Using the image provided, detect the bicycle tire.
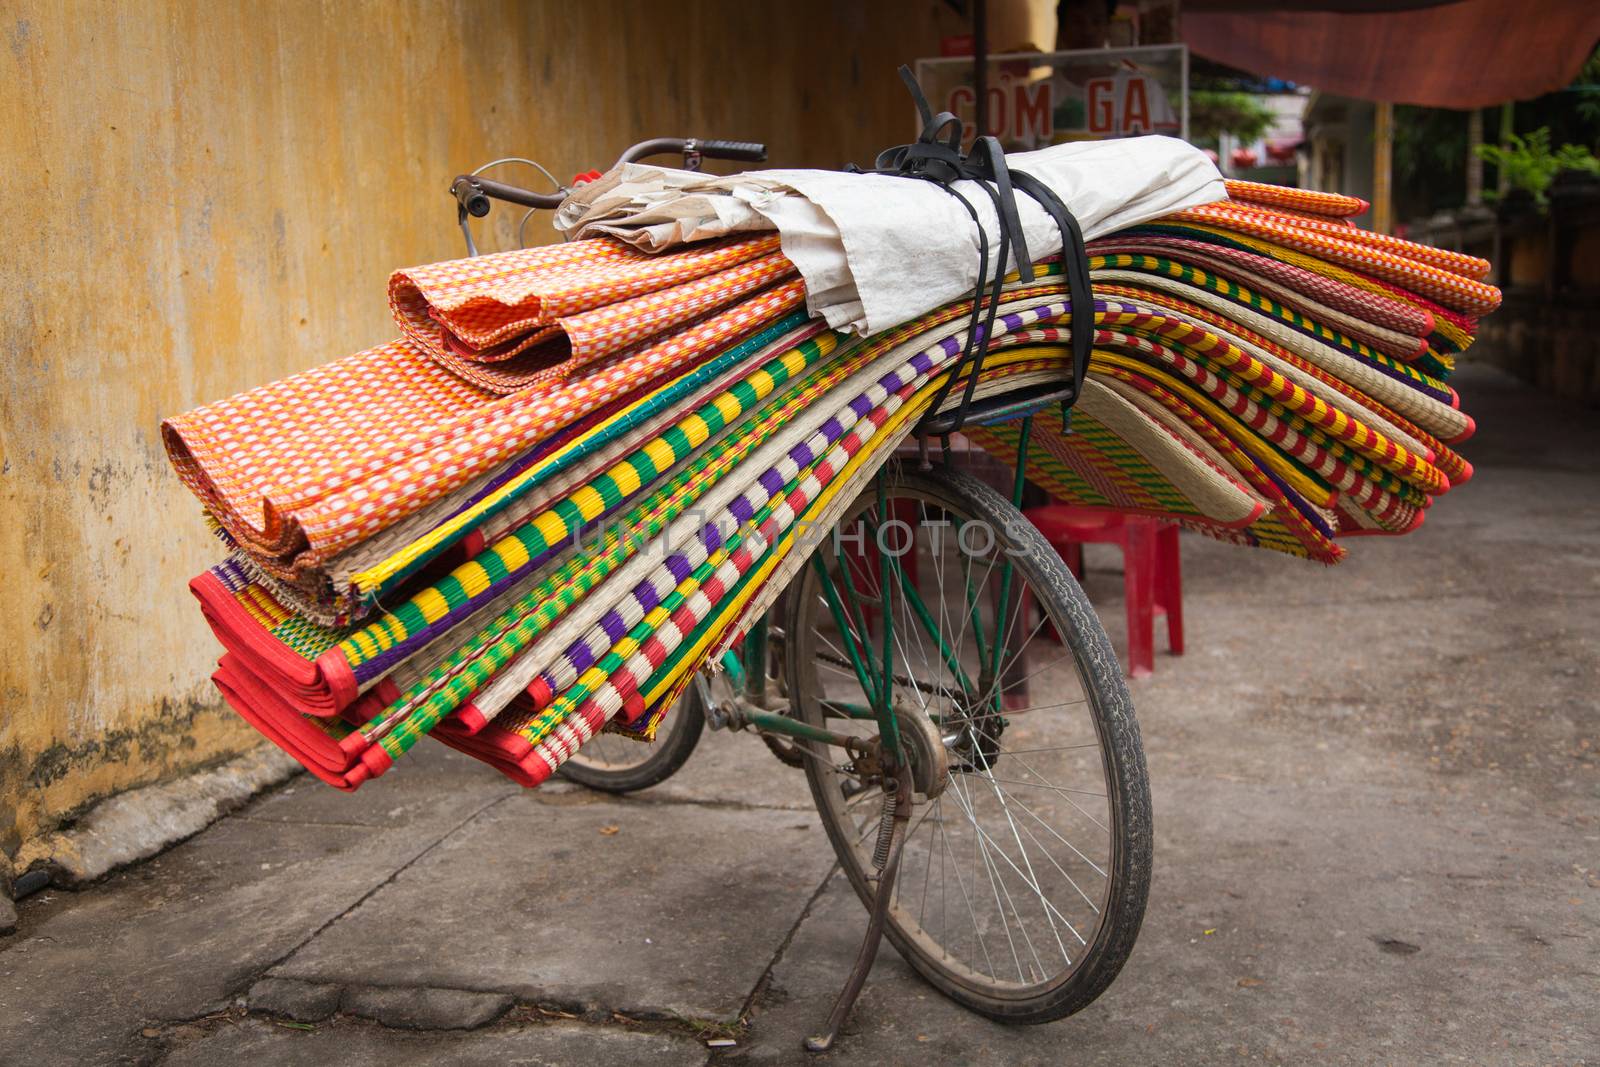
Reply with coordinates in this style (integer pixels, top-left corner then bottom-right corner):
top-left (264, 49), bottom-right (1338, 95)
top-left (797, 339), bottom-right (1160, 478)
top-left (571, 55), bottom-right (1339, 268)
top-left (558, 685), bottom-right (707, 793)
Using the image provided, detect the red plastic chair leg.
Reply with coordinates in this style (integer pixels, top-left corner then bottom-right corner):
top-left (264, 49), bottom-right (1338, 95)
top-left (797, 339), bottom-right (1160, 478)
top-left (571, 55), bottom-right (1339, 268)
top-left (1021, 585), bottom-right (1064, 646)
top-left (1023, 507), bottom-right (1186, 676)
top-left (1122, 523), bottom-right (1156, 678)
top-left (1157, 524), bottom-right (1184, 655)
top-left (1061, 540), bottom-right (1084, 579)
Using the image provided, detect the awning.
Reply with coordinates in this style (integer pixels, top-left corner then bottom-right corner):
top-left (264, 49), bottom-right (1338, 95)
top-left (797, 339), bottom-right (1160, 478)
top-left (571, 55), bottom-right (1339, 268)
top-left (1183, 0), bottom-right (1600, 108)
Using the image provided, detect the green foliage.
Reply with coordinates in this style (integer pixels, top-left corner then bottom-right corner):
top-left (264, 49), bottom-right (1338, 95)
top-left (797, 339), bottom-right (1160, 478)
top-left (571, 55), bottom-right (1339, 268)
top-left (1389, 46), bottom-right (1600, 220)
top-left (1575, 47), bottom-right (1600, 127)
top-left (1188, 90), bottom-right (1275, 145)
top-left (1474, 127), bottom-right (1600, 203)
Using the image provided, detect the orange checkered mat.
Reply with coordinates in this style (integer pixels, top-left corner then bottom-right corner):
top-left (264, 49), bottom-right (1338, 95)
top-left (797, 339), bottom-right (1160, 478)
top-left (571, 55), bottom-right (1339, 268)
top-left (390, 233), bottom-right (791, 391)
top-left (165, 242), bottom-right (807, 565)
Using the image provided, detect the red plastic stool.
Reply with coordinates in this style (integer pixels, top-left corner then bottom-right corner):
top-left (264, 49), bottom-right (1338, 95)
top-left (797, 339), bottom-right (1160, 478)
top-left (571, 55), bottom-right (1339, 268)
top-left (1023, 506), bottom-right (1184, 678)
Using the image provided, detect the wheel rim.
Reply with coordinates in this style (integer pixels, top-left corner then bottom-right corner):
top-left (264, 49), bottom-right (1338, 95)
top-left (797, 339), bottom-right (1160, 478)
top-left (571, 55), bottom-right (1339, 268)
top-left (788, 474), bottom-right (1125, 1001)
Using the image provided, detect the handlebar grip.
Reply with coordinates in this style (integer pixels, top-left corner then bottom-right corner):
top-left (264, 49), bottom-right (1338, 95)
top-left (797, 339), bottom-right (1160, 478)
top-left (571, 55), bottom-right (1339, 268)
top-left (696, 139), bottom-right (767, 163)
top-left (450, 176), bottom-right (492, 218)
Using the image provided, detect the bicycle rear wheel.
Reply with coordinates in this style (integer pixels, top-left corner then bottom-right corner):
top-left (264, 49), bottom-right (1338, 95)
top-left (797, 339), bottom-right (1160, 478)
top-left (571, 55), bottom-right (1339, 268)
top-left (783, 462), bottom-right (1152, 1023)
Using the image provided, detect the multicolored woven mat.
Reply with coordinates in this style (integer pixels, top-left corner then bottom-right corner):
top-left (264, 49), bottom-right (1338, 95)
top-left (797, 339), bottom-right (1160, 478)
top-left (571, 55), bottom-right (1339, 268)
top-left (163, 177), bottom-right (1497, 790)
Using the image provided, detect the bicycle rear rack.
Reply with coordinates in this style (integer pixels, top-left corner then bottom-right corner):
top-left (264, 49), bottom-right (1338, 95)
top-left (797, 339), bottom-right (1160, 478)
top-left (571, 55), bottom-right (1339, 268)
top-left (914, 381), bottom-right (1074, 439)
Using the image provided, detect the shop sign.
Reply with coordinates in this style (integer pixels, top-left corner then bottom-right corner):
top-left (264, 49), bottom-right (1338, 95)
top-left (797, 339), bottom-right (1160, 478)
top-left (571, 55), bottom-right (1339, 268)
top-left (913, 44), bottom-right (1188, 148)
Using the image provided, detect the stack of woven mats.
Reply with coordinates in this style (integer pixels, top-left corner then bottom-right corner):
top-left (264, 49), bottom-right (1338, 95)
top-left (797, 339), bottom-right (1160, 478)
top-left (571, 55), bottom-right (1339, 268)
top-left (163, 178), bottom-right (1497, 791)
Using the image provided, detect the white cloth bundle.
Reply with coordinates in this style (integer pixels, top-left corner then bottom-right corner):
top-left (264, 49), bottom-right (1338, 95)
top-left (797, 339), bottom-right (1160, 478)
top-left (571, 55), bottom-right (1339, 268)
top-left (554, 136), bottom-right (1226, 336)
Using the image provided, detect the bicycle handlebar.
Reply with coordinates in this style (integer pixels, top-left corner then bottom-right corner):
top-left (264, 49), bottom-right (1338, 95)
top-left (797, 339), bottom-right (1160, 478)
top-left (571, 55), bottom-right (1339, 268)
top-left (613, 137), bottom-right (768, 165)
top-left (450, 174), bottom-right (561, 215)
top-left (696, 139), bottom-right (768, 162)
top-left (450, 136), bottom-right (768, 223)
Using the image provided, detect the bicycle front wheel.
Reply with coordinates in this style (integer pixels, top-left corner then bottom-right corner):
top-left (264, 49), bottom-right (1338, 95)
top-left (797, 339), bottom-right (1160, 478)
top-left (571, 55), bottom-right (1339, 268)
top-left (783, 462), bottom-right (1152, 1023)
top-left (558, 684), bottom-right (705, 793)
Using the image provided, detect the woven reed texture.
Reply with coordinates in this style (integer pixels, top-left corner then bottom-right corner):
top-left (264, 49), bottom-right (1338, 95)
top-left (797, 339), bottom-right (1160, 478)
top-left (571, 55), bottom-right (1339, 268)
top-left (1224, 179), bottom-right (1368, 219)
top-left (1090, 244), bottom-right (1430, 363)
top-left (167, 179), bottom-right (1500, 791)
top-left (336, 315), bottom-right (822, 601)
top-left (390, 234), bottom-right (783, 357)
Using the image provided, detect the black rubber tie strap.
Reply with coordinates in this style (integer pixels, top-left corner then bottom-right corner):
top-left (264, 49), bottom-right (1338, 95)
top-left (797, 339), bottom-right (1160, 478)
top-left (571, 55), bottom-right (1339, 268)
top-left (1006, 168), bottom-right (1093, 405)
top-left (866, 65), bottom-right (1094, 437)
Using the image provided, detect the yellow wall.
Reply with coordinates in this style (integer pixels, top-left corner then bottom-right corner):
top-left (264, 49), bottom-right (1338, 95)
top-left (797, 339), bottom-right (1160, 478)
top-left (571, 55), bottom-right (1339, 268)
top-left (0, 0), bottom-right (960, 860)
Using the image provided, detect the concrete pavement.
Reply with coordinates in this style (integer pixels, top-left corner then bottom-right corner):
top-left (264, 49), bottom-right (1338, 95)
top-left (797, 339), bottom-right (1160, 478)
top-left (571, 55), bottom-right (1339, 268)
top-left (2, 362), bottom-right (1595, 1066)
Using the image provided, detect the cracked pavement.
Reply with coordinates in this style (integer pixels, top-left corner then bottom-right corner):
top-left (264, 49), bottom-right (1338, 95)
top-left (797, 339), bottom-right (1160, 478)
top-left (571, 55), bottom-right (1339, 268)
top-left (2, 363), bottom-right (1596, 1066)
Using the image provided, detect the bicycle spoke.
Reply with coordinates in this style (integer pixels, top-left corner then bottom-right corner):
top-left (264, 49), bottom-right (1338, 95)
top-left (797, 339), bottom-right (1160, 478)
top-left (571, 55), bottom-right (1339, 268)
top-left (948, 767), bottom-right (1039, 981)
top-left (791, 741), bottom-right (867, 786)
top-left (976, 776), bottom-right (1106, 799)
top-left (833, 529), bottom-right (884, 698)
top-left (962, 719), bottom-right (1112, 834)
top-left (984, 742), bottom-right (1100, 754)
top-left (991, 784), bottom-right (1106, 913)
top-left (996, 649), bottom-right (1077, 701)
top-left (946, 771), bottom-right (1085, 960)
top-left (974, 766), bottom-right (1079, 959)
top-left (955, 541), bottom-right (998, 677)
top-left (938, 805), bottom-right (996, 978)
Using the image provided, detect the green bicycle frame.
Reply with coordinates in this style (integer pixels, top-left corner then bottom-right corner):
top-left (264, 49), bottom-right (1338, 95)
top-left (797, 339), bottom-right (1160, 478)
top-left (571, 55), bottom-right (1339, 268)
top-left (737, 416), bottom-right (1036, 761)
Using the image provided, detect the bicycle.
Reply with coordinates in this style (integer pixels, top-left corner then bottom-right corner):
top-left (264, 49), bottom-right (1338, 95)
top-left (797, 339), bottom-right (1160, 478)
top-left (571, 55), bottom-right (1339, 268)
top-left (448, 138), bottom-right (1153, 1052)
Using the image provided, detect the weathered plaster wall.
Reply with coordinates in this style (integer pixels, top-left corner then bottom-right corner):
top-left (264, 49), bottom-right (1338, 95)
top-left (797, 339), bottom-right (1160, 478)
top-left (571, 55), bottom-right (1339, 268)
top-left (0, 0), bottom-right (957, 861)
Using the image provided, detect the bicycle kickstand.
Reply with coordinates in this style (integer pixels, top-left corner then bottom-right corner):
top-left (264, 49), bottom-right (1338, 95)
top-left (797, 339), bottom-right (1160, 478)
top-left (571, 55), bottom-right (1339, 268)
top-left (804, 762), bottom-right (914, 1053)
